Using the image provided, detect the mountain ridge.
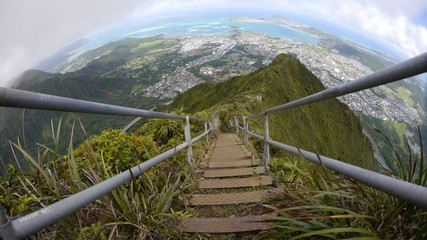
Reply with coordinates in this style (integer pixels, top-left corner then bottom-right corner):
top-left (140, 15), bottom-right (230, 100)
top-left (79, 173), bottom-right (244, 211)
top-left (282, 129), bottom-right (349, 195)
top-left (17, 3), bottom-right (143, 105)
top-left (166, 53), bottom-right (374, 168)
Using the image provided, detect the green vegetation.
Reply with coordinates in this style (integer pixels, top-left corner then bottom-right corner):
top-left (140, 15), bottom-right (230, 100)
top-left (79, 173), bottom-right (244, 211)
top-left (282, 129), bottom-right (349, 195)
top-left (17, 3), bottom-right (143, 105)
top-left (261, 142), bottom-right (426, 239)
top-left (1, 111), bottom-right (211, 239)
top-left (1, 53), bottom-right (425, 239)
top-left (165, 54), bottom-right (426, 238)
top-left (0, 72), bottom-right (168, 173)
top-left (394, 86), bottom-right (416, 106)
top-left (186, 44), bottom-right (265, 83)
top-left (167, 54), bottom-right (374, 168)
top-left (361, 114), bottom-right (425, 173)
top-left (333, 42), bottom-right (391, 71)
top-left (0, 36), bottom-right (187, 173)
top-left (388, 79), bottom-right (426, 110)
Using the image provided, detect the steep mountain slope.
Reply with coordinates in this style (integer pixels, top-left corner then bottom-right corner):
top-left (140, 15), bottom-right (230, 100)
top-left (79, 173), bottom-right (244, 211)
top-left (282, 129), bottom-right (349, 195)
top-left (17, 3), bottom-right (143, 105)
top-left (168, 54), bottom-right (374, 168)
top-left (0, 35), bottom-right (204, 170)
top-left (0, 69), bottom-right (166, 171)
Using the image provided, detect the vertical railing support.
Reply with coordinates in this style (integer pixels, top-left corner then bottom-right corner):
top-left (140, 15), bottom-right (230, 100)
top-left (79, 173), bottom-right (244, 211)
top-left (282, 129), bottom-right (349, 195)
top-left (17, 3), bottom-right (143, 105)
top-left (243, 116), bottom-right (248, 146)
top-left (0, 203), bottom-right (15, 240)
top-left (204, 121), bottom-right (209, 145)
top-left (211, 114), bottom-right (214, 132)
top-left (263, 113), bottom-right (270, 168)
top-left (235, 116), bottom-right (239, 136)
top-left (184, 116), bottom-right (193, 166)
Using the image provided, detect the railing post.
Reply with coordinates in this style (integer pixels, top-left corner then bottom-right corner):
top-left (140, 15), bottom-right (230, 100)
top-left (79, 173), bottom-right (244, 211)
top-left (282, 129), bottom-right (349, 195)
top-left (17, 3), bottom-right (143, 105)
top-left (204, 121), bottom-right (209, 145)
top-left (209, 120), bottom-right (213, 132)
top-left (263, 113), bottom-right (270, 168)
top-left (184, 116), bottom-right (193, 166)
top-left (243, 116), bottom-right (248, 146)
top-left (0, 203), bottom-right (15, 240)
top-left (235, 116), bottom-right (239, 136)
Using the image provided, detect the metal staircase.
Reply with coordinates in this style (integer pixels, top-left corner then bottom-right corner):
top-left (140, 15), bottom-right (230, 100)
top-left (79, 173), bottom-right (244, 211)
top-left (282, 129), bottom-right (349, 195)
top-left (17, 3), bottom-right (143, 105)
top-left (179, 132), bottom-right (281, 233)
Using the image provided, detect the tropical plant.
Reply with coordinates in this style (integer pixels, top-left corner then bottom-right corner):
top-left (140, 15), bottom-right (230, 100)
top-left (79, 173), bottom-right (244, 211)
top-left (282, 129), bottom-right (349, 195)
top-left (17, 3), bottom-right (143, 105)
top-left (265, 156), bottom-right (379, 239)
top-left (260, 125), bottom-right (427, 239)
top-left (73, 129), bottom-right (158, 173)
top-left (0, 117), bottom-right (207, 239)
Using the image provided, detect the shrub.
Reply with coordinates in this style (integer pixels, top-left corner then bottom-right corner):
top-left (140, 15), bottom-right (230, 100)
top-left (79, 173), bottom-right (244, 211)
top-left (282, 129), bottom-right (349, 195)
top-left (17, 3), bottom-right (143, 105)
top-left (74, 129), bottom-right (158, 173)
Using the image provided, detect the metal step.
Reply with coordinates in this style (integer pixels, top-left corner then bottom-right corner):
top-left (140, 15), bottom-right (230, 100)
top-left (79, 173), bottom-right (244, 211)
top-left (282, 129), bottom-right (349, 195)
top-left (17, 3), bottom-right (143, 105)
top-left (185, 190), bottom-right (274, 205)
top-left (199, 176), bottom-right (273, 189)
top-left (204, 167), bottom-right (265, 178)
top-left (179, 214), bottom-right (274, 233)
top-left (202, 159), bottom-right (260, 169)
top-left (210, 154), bottom-right (249, 161)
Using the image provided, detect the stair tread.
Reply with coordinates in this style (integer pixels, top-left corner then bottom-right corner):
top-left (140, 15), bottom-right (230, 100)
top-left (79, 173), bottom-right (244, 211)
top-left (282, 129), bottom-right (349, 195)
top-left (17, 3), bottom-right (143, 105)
top-left (179, 214), bottom-right (274, 233)
top-left (202, 159), bottom-right (260, 168)
top-left (204, 167), bottom-right (265, 178)
top-left (185, 189), bottom-right (280, 205)
top-left (210, 155), bottom-right (249, 161)
top-left (199, 176), bottom-right (273, 189)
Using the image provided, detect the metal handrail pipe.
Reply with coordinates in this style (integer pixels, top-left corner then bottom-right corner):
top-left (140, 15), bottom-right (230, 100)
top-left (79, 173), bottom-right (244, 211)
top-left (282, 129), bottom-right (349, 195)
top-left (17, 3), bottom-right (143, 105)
top-left (122, 117), bottom-right (143, 132)
top-left (267, 138), bottom-right (427, 210)
top-left (8, 140), bottom-right (193, 239)
top-left (248, 52), bottom-right (427, 119)
top-left (0, 87), bottom-right (186, 120)
top-left (189, 116), bottom-right (207, 122)
top-left (122, 117), bottom-right (206, 133)
top-left (190, 128), bottom-right (212, 144)
top-left (247, 131), bottom-right (263, 140)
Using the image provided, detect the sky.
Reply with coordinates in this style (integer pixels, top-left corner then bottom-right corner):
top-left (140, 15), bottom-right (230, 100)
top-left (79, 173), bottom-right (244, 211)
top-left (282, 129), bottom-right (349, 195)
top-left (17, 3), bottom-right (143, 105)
top-left (0, 0), bottom-right (426, 87)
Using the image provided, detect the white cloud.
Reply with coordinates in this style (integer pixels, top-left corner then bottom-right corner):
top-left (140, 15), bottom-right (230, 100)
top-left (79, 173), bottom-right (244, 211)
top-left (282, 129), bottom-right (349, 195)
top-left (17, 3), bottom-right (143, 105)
top-left (296, 0), bottom-right (427, 57)
top-left (125, 0), bottom-right (427, 58)
top-left (0, 0), bottom-right (151, 87)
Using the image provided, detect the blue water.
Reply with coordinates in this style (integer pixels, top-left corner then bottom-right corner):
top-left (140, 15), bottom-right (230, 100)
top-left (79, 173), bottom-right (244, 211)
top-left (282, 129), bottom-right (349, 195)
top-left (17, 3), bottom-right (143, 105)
top-left (74, 14), bottom-right (319, 56)
top-left (125, 19), bottom-right (318, 42)
top-left (274, 11), bottom-right (408, 60)
top-left (73, 7), bottom-right (406, 61)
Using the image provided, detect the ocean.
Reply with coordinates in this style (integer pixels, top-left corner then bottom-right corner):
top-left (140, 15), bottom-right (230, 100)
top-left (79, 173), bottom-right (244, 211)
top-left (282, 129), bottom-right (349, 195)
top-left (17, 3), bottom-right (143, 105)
top-left (73, 8), bottom-right (406, 61)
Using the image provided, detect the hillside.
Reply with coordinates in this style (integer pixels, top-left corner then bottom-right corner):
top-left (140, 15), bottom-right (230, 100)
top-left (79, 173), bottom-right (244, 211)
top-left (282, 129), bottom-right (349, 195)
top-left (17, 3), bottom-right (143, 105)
top-left (167, 54), bottom-right (374, 168)
top-left (0, 35), bottom-right (208, 170)
top-left (0, 68), bottom-right (169, 171)
top-left (1, 33), bottom-right (422, 173)
top-left (3, 54), bottom-right (426, 239)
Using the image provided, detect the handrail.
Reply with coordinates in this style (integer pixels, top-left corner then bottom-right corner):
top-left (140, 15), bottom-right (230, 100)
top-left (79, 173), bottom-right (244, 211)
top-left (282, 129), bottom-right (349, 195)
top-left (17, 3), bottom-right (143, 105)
top-left (1, 50), bottom-right (426, 238)
top-left (267, 138), bottom-right (427, 210)
top-left (2, 128), bottom-right (211, 239)
top-left (0, 87), bottom-right (191, 120)
top-left (122, 117), bottom-right (143, 132)
top-left (191, 128), bottom-right (211, 143)
top-left (247, 130), bottom-right (263, 140)
top-left (235, 52), bottom-right (427, 210)
top-left (238, 120), bottom-right (427, 210)
top-left (0, 87), bottom-right (212, 239)
top-left (248, 52), bottom-right (427, 119)
top-left (189, 116), bottom-right (207, 122)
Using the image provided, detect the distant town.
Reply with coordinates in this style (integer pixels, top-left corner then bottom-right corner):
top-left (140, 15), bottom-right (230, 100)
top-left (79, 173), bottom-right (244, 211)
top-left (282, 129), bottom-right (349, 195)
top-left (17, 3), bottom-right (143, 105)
top-left (141, 30), bottom-right (420, 125)
top-left (55, 18), bottom-right (421, 126)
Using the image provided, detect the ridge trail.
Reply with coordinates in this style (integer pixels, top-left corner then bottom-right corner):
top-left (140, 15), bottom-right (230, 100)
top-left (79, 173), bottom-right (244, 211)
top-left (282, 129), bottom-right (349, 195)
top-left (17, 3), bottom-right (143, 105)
top-left (177, 131), bottom-right (284, 237)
